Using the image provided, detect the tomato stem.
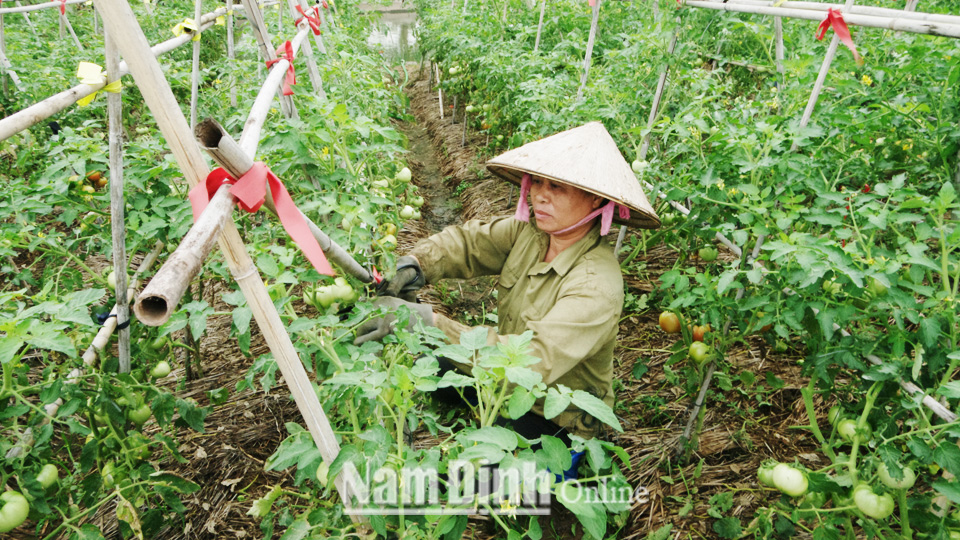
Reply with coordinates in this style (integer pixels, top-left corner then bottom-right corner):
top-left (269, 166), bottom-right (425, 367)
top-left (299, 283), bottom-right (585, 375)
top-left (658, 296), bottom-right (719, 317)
top-left (898, 489), bottom-right (912, 540)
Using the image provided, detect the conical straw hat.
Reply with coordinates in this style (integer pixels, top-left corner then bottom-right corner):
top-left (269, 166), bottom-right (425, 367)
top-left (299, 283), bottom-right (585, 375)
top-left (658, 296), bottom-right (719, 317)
top-left (486, 122), bottom-right (660, 229)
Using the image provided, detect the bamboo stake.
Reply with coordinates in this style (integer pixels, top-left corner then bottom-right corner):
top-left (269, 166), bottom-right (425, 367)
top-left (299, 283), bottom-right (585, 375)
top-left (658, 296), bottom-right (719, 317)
top-left (241, 0), bottom-right (298, 119)
top-left (61, 6), bottom-right (83, 51)
top-left (716, 0), bottom-right (958, 25)
top-left (300, 0), bottom-right (327, 55)
top-left (576, 0), bottom-right (601, 102)
top-left (774, 16), bottom-right (784, 76)
top-left (0, 11), bottom-right (224, 143)
top-left (199, 120), bottom-right (372, 281)
top-left (462, 0), bottom-right (468, 18)
top-left (286, 0), bottom-right (325, 98)
top-left (684, 0), bottom-right (960, 38)
top-left (12, 1), bottom-right (36, 33)
top-left (790, 0), bottom-right (855, 152)
top-left (0, 11), bottom-right (6, 95)
top-left (190, 0), bottom-right (202, 129)
top-left (93, 6), bottom-right (98, 34)
top-left (81, 241), bottom-right (165, 367)
top-left (228, 0), bottom-right (237, 108)
top-left (533, 0), bottom-right (545, 53)
top-left (92, 0), bottom-right (363, 517)
top-left (905, 0), bottom-right (919, 12)
top-left (104, 26), bottom-right (130, 372)
top-left (436, 64), bottom-right (443, 119)
top-left (0, 0), bottom-right (86, 14)
top-left (615, 21), bottom-right (679, 255)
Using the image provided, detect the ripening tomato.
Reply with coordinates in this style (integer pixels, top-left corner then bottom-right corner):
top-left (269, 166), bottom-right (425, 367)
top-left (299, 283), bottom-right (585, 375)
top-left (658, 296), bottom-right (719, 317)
top-left (688, 342), bottom-right (713, 366)
top-left (87, 171), bottom-right (102, 182)
top-left (659, 311), bottom-right (681, 334)
top-left (772, 463), bottom-right (808, 497)
top-left (692, 324), bottom-right (711, 342)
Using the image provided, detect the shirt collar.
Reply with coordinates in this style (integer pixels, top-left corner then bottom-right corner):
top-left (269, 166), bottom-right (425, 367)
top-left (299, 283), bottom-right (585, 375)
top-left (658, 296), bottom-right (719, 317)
top-left (530, 221), bottom-right (603, 277)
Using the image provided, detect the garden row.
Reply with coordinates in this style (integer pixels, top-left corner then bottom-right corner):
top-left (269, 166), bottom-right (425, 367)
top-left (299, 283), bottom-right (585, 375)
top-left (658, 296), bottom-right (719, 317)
top-left (415, 0), bottom-right (960, 537)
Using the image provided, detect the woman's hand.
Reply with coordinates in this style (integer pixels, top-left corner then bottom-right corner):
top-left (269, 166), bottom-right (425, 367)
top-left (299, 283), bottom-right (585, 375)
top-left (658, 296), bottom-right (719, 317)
top-left (376, 255), bottom-right (425, 302)
top-left (353, 297), bottom-right (435, 345)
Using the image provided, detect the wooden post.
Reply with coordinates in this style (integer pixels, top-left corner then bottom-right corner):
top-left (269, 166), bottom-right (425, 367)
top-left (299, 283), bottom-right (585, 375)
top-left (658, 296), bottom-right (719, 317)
top-left (791, 0), bottom-right (856, 151)
top-left (286, 0), bottom-right (325, 99)
top-left (575, 0), bottom-right (601, 101)
top-left (190, 0), bottom-right (203, 129)
top-left (92, 0), bottom-right (364, 517)
top-left (533, 0), bottom-right (545, 53)
top-left (104, 26), bottom-right (130, 372)
top-left (241, 0), bottom-right (298, 120)
top-left (227, 0), bottom-right (237, 107)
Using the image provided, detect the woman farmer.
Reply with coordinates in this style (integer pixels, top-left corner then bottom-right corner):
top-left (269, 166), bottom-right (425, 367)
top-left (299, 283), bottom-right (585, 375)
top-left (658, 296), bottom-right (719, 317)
top-left (355, 122), bottom-right (659, 443)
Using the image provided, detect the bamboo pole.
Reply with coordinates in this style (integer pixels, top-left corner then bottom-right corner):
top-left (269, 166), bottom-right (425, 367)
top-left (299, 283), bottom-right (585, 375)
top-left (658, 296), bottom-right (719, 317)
top-left (684, 0), bottom-right (960, 38)
top-left (615, 21), bottom-right (679, 254)
top-left (0, 0), bottom-right (85, 14)
top-left (93, 5), bottom-right (98, 34)
top-left (104, 26), bottom-right (130, 372)
top-left (713, 0), bottom-right (959, 25)
top-left (0, 11), bottom-right (6, 95)
top-left (773, 16), bottom-right (784, 76)
top-left (790, 0), bottom-right (855, 152)
top-left (436, 64), bottom-right (443, 119)
top-left (286, 0), bottom-right (325, 98)
top-left (92, 0), bottom-right (363, 516)
top-left (61, 5), bottom-right (83, 51)
top-left (12, 1), bottom-right (36, 33)
top-left (576, 0), bottom-right (601, 102)
top-left (241, 0), bottom-right (298, 119)
top-left (533, 0), bottom-right (546, 53)
top-left (81, 241), bottom-right (165, 367)
top-left (300, 0), bottom-right (327, 55)
top-left (228, 0), bottom-right (237, 108)
top-left (190, 0), bottom-right (202, 129)
top-left (905, 0), bottom-right (919, 12)
top-left (0, 11), bottom-right (224, 142)
top-left (199, 119), bottom-right (372, 280)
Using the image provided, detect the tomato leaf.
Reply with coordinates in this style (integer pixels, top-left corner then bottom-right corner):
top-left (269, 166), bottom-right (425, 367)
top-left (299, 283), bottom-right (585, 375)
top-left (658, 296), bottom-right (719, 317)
top-left (536, 435), bottom-right (572, 474)
top-left (571, 390), bottom-right (622, 432)
top-left (713, 517), bottom-right (742, 539)
top-left (934, 443), bottom-right (960, 477)
top-left (542, 387), bottom-right (571, 420)
top-left (464, 427), bottom-right (518, 452)
top-left (554, 481), bottom-right (606, 540)
top-left (507, 387), bottom-right (536, 419)
top-left (932, 478), bottom-right (960, 505)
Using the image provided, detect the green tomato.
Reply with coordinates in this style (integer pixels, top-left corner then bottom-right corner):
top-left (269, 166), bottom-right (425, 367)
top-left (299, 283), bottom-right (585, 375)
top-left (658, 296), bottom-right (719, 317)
top-left (316, 461), bottom-right (329, 486)
top-left (757, 462), bottom-right (777, 487)
top-left (772, 463), bottom-right (808, 497)
top-left (127, 404), bottom-right (152, 426)
top-left (399, 205), bottom-right (416, 220)
top-left (379, 234), bottom-right (397, 252)
top-left (698, 246), bottom-right (718, 262)
top-left (798, 490), bottom-right (826, 509)
top-left (332, 278), bottom-right (357, 304)
top-left (853, 484), bottom-right (895, 519)
top-left (631, 159), bottom-right (647, 174)
top-left (107, 271), bottom-right (117, 290)
top-left (465, 105), bottom-right (475, 113)
top-left (837, 418), bottom-right (871, 443)
top-left (822, 279), bottom-right (842, 296)
top-left (313, 286), bottom-right (339, 309)
top-left (36, 464), bottom-right (59, 490)
top-left (150, 361), bottom-right (171, 379)
top-left (0, 491), bottom-right (29, 533)
top-left (688, 342), bottom-right (714, 366)
top-left (410, 195), bottom-right (425, 208)
top-left (866, 277), bottom-right (888, 297)
top-left (827, 406), bottom-right (842, 425)
top-left (395, 167), bottom-right (412, 183)
top-left (878, 463), bottom-right (916, 490)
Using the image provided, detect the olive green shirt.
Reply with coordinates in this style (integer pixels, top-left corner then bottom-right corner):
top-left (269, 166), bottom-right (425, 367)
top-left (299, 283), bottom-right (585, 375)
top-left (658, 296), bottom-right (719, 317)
top-left (410, 216), bottom-right (623, 439)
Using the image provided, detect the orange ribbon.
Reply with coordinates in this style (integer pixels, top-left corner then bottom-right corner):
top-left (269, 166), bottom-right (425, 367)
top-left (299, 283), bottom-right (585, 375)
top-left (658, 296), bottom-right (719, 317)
top-left (816, 8), bottom-right (862, 64)
top-left (295, 5), bottom-right (322, 35)
top-left (265, 41), bottom-right (297, 96)
top-left (189, 166), bottom-right (334, 276)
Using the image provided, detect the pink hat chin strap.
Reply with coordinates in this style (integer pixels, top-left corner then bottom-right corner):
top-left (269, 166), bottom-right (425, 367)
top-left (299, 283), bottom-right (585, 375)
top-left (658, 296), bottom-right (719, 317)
top-left (514, 173), bottom-right (630, 235)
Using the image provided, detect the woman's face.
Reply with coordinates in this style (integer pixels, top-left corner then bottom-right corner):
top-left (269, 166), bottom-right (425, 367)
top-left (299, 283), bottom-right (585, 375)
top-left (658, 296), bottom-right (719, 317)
top-left (529, 177), bottom-right (603, 235)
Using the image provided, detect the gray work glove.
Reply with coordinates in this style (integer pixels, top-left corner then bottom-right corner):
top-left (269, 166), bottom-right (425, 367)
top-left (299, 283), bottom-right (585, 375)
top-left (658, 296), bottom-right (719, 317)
top-left (353, 297), bottom-right (435, 345)
top-left (376, 255), bottom-right (426, 302)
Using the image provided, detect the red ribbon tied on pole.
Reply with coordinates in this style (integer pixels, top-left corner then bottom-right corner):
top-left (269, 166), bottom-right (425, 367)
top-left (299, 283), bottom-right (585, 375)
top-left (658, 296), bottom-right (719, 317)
top-left (265, 41), bottom-right (297, 96)
top-left (295, 5), bottom-right (322, 35)
top-left (52, 0), bottom-right (66, 15)
top-left (189, 166), bottom-right (335, 276)
top-left (321, 0), bottom-right (329, 9)
top-left (816, 8), bottom-right (862, 64)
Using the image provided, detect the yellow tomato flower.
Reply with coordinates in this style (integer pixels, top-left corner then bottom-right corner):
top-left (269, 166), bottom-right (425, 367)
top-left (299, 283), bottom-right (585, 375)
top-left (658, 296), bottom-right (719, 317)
top-left (861, 74), bottom-right (873, 86)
